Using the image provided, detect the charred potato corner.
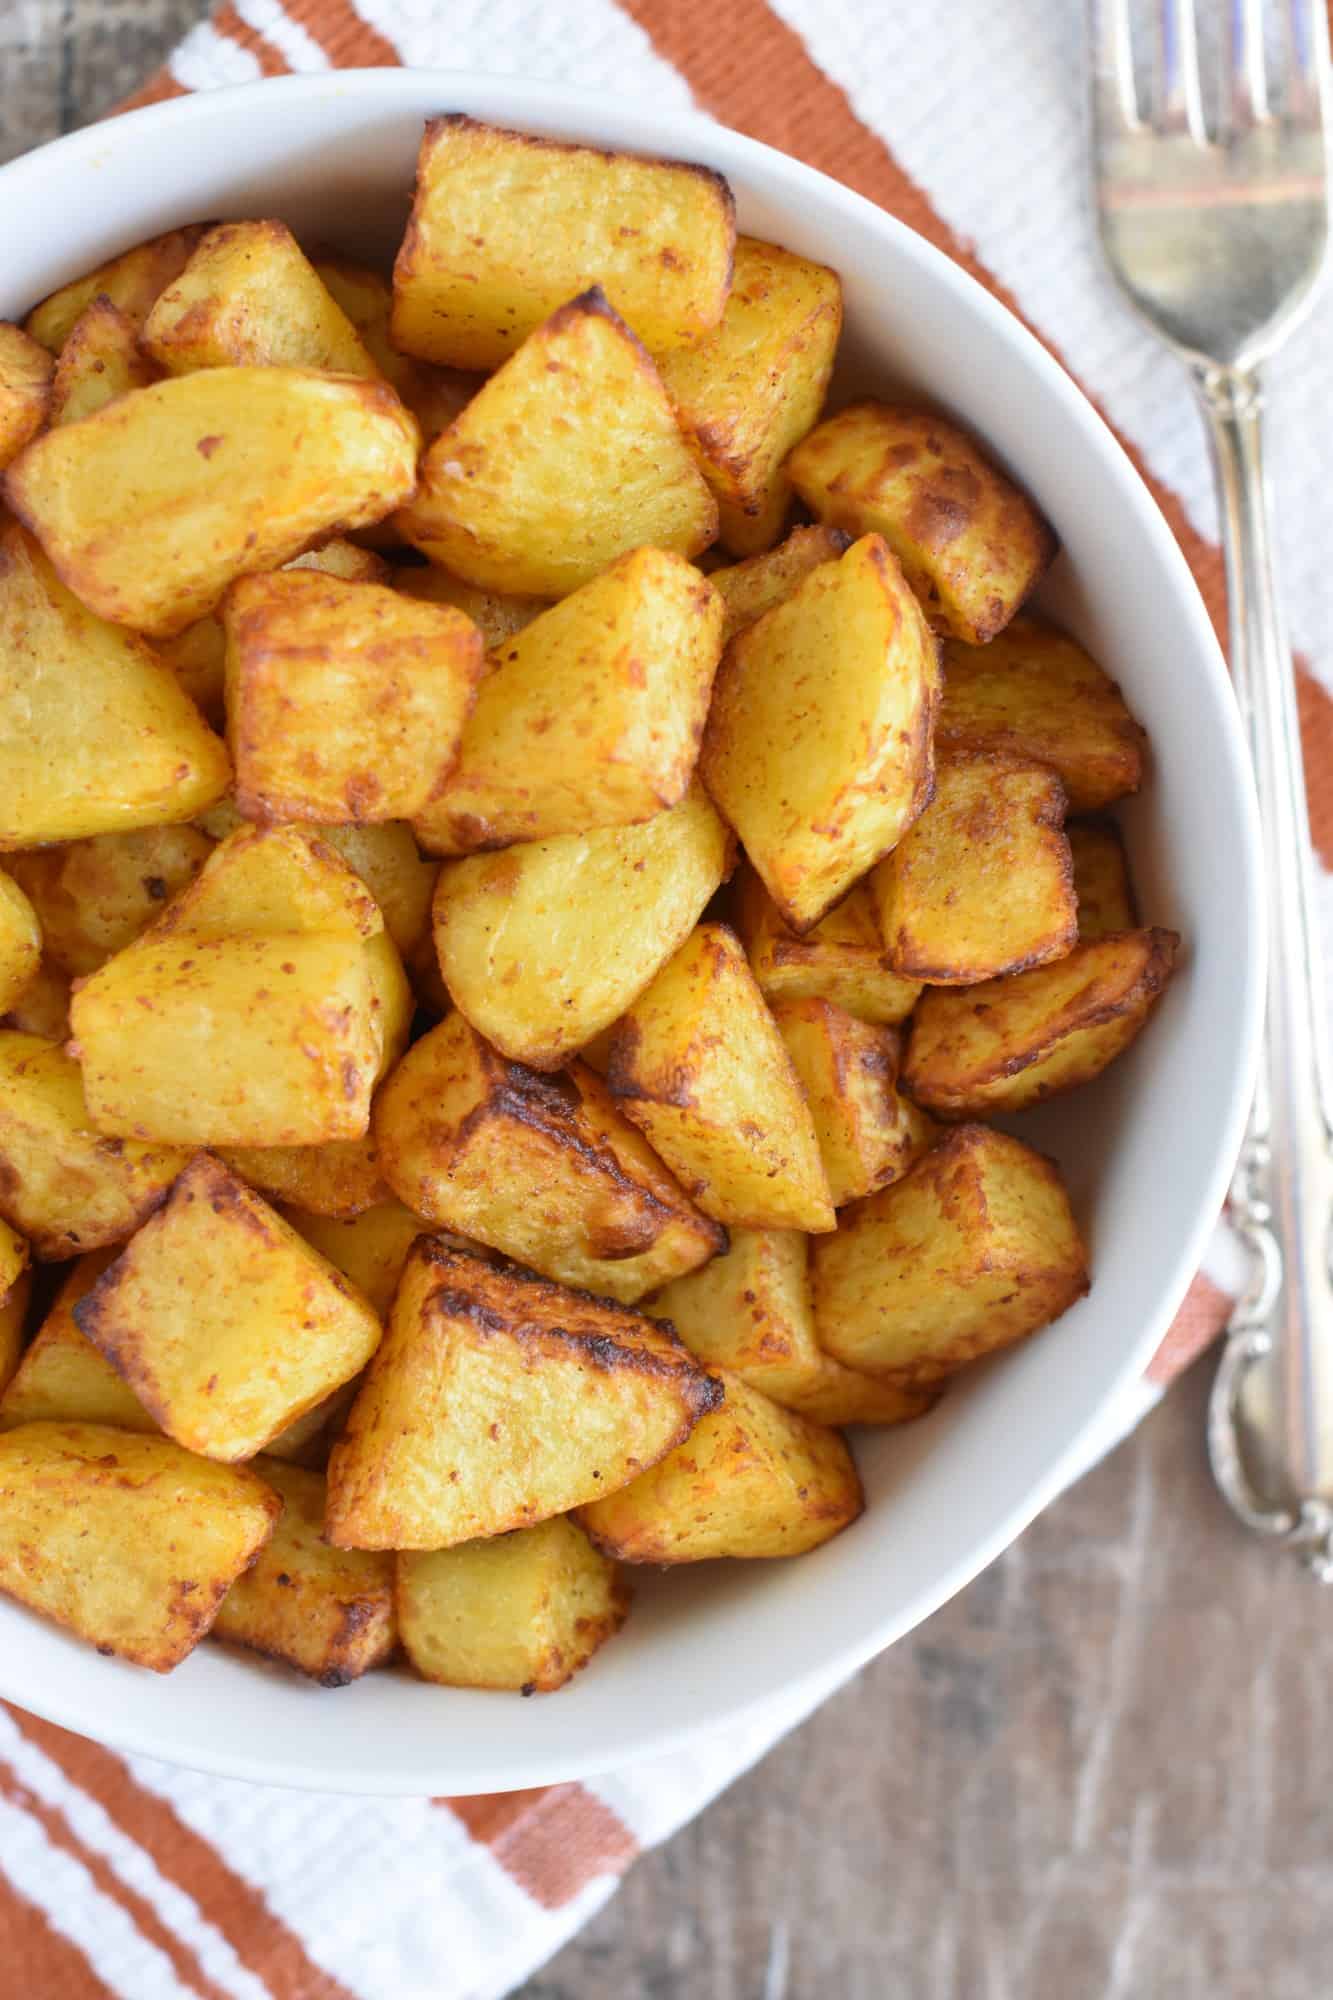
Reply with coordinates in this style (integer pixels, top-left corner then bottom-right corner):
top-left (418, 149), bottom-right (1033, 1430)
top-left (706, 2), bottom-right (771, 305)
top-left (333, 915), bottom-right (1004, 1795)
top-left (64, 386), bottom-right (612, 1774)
top-left (0, 117), bottom-right (1178, 1697)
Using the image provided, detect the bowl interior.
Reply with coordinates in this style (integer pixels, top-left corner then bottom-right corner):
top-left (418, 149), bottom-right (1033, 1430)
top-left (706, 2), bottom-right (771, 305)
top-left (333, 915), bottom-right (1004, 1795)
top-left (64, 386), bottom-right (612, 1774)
top-left (0, 72), bottom-right (1262, 1794)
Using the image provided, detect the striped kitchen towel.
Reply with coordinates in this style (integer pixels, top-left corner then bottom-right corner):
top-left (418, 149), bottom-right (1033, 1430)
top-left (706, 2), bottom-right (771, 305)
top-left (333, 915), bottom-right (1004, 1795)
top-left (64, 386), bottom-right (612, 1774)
top-left (5, 2), bottom-right (1331, 1995)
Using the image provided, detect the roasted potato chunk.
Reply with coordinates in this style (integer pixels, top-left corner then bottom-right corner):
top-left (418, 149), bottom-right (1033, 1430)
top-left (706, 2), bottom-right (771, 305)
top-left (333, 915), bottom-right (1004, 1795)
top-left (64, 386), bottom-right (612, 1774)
top-left (5, 367), bottom-right (419, 638)
top-left (24, 226), bottom-right (206, 352)
top-left (0, 521), bottom-right (231, 847)
top-left (659, 237), bottom-right (840, 555)
top-left (142, 220), bottom-right (381, 379)
top-left (0, 1218), bottom-right (30, 1395)
top-left (870, 752), bottom-right (1076, 983)
top-left (313, 256), bottom-right (480, 438)
top-left (50, 297), bottom-right (160, 427)
top-left (432, 785), bottom-right (732, 1069)
top-left (904, 928), bottom-right (1179, 1118)
top-left (8, 826), bottom-right (213, 979)
top-left (733, 866), bottom-right (921, 1025)
top-left (605, 923), bottom-right (835, 1232)
top-left (413, 547), bottom-right (723, 854)
top-left (285, 537), bottom-right (390, 584)
top-left (701, 534), bottom-right (939, 931)
top-left (771, 998), bottom-right (935, 1206)
top-left (937, 616), bottom-right (1146, 811)
top-left (0, 872), bottom-right (40, 1014)
top-left (711, 524), bottom-right (850, 645)
top-left (219, 1126), bottom-right (389, 1219)
top-left (780, 1356), bottom-right (938, 1429)
top-left (392, 115), bottom-right (734, 369)
top-left (224, 571), bottom-right (483, 824)
top-left (326, 1240), bottom-right (720, 1549)
top-left (788, 401), bottom-right (1056, 643)
top-left (74, 1154), bottom-right (381, 1461)
top-left (211, 1458), bottom-right (395, 1685)
top-left (0, 1248), bottom-right (151, 1433)
top-left (0, 322), bottom-right (54, 468)
top-left (310, 822), bottom-right (437, 961)
top-left (374, 1012), bottom-right (723, 1303)
top-left (0, 1421), bottom-right (279, 1671)
top-left (397, 289), bottom-right (717, 597)
top-left (281, 1199), bottom-right (426, 1318)
top-left (0, 1033), bottom-right (189, 1259)
top-left (1069, 821), bottom-right (1137, 939)
top-left (391, 563), bottom-right (547, 651)
top-left (813, 1126), bottom-right (1088, 1384)
top-left (1, 961), bottom-right (71, 1042)
top-left (397, 1517), bottom-right (628, 1694)
top-left (580, 1368), bottom-right (862, 1561)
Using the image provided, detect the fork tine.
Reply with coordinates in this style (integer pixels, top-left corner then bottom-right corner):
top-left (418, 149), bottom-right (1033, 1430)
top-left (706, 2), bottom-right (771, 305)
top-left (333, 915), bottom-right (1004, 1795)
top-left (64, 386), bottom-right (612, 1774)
top-left (1155, 0), bottom-right (1208, 142)
top-left (1088, 0), bottom-right (1141, 140)
top-left (1228, 0), bottom-right (1271, 126)
top-left (1282, 0), bottom-right (1330, 126)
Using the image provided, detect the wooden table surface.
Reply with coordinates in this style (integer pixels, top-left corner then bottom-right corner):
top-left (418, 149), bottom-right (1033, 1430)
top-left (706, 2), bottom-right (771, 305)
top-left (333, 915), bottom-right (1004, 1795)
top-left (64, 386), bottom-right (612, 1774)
top-left (8, 10), bottom-right (1333, 1995)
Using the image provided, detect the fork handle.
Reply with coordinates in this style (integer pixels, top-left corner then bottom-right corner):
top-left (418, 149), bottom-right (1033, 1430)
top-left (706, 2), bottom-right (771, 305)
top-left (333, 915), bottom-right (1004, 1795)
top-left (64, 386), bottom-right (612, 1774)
top-left (1197, 365), bottom-right (1333, 1544)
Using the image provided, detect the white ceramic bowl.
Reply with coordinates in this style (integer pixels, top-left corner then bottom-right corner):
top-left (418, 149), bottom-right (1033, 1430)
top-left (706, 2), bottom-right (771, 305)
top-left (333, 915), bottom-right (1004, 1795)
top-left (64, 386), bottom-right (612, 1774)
top-left (0, 70), bottom-right (1263, 1795)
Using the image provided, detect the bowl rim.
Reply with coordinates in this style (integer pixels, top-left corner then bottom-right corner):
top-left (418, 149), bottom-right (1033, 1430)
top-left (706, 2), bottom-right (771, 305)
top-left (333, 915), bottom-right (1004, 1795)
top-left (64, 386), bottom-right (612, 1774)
top-left (0, 68), bottom-right (1265, 1795)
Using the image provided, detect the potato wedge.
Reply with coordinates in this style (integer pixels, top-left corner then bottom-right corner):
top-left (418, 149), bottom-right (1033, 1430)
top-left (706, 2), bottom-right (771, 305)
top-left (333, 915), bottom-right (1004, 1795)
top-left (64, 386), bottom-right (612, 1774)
top-left (325, 1240), bottom-right (720, 1549)
top-left (0, 1218), bottom-right (30, 1395)
top-left (869, 752), bottom-right (1076, 983)
top-left (74, 1154), bottom-right (382, 1462)
top-left (771, 998), bottom-right (935, 1206)
top-left (659, 237), bottom-right (841, 556)
top-left (281, 1199), bottom-right (426, 1318)
top-left (733, 866), bottom-right (922, 1026)
top-left (606, 924), bottom-right (835, 1233)
top-left (937, 615), bottom-right (1146, 811)
top-left (397, 289), bottom-right (717, 597)
top-left (0, 871), bottom-right (40, 1014)
top-left (0, 1421), bottom-right (279, 1671)
top-left (24, 226), bottom-right (206, 352)
top-left (224, 571), bottom-right (483, 824)
top-left (374, 1013), bottom-right (724, 1303)
top-left (397, 1517), bottom-right (628, 1694)
top-left (8, 826), bottom-right (213, 979)
top-left (0, 1033), bottom-right (189, 1259)
top-left (391, 563), bottom-right (546, 651)
top-left (0, 322), bottom-right (54, 468)
top-left (413, 547), bottom-right (723, 854)
top-left (780, 1357), bottom-right (938, 1429)
top-left (313, 256), bottom-right (480, 438)
top-left (0, 1248), bottom-right (152, 1433)
top-left (1069, 821), bottom-right (1137, 939)
top-left (432, 785), bottom-right (732, 1069)
top-left (211, 1458), bottom-right (395, 1685)
top-left (0, 521), bottom-right (231, 847)
top-left (142, 220), bottom-right (381, 379)
top-left (50, 297), bottom-right (160, 427)
top-left (711, 524), bottom-right (850, 645)
top-left (580, 1368), bottom-right (862, 1561)
top-left (391, 115), bottom-right (734, 369)
top-left (310, 822), bottom-right (437, 961)
top-left (700, 534), bottom-right (939, 931)
top-left (788, 401), bottom-right (1056, 643)
top-left (5, 367), bottom-right (419, 638)
top-left (903, 928), bottom-right (1179, 1118)
top-left (219, 1125), bottom-right (389, 1219)
top-left (812, 1125), bottom-right (1088, 1384)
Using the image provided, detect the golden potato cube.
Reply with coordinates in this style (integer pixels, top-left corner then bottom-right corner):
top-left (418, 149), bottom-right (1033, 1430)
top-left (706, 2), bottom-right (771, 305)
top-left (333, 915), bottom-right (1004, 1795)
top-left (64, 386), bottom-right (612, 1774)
top-left (307, 822), bottom-right (437, 961)
top-left (282, 1199), bottom-right (426, 1317)
top-left (397, 289), bottom-right (717, 597)
top-left (788, 401), bottom-right (1056, 643)
top-left (374, 1012), bottom-right (724, 1303)
top-left (142, 220), bottom-right (381, 379)
top-left (579, 1368), bottom-right (862, 1562)
top-left (432, 785), bottom-right (732, 1069)
top-left (211, 1458), bottom-right (395, 1685)
top-left (733, 865), bottom-right (922, 1025)
top-left (50, 297), bottom-right (160, 427)
top-left (391, 115), bottom-right (735, 370)
top-left (649, 1226), bottom-right (824, 1407)
top-left (224, 571), bottom-right (483, 825)
top-left (1069, 821), bottom-right (1137, 939)
top-left (0, 1217), bottom-right (30, 1395)
top-left (903, 928), bottom-right (1179, 1118)
top-left (8, 825), bottom-right (213, 978)
top-left (326, 1240), bottom-right (721, 1549)
top-left (771, 998), bottom-right (935, 1206)
top-left (285, 537), bottom-right (390, 585)
top-left (779, 1357), bottom-right (938, 1429)
top-left (605, 923), bottom-right (835, 1232)
top-left (0, 961), bottom-right (70, 1041)
top-left (813, 1125), bottom-right (1088, 1385)
top-left (0, 1248), bottom-right (152, 1433)
top-left (659, 237), bottom-right (841, 556)
top-left (156, 614), bottom-right (226, 718)
top-left (711, 523), bottom-right (850, 644)
top-left (74, 1154), bottom-right (382, 1462)
top-left (869, 752), bottom-right (1077, 984)
top-left (397, 1517), bottom-right (628, 1694)
top-left (0, 522), bottom-right (231, 847)
top-left (5, 367), bottom-right (419, 638)
top-left (391, 562), bottom-right (547, 651)
top-left (0, 1421), bottom-right (279, 1671)
top-left (937, 616), bottom-right (1146, 811)
top-left (24, 227), bottom-right (206, 352)
top-left (0, 1033), bottom-right (189, 1259)
top-left (700, 534), bottom-right (939, 931)
top-left (314, 256), bottom-right (480, 438)
top-left (414, 547), bottom-right (723, 854)
top-left (0, 871), bottom-right (40, 1014)
top-left (0, 322), bottom-right (54, 468)
top-left (219, 1125), bottom-right (389, 1218)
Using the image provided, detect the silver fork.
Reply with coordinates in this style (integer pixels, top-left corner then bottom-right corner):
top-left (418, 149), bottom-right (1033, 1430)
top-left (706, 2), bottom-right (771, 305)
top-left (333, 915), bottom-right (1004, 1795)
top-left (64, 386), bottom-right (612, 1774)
top-left (1088, 0), bottom-right (1333, 1567)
